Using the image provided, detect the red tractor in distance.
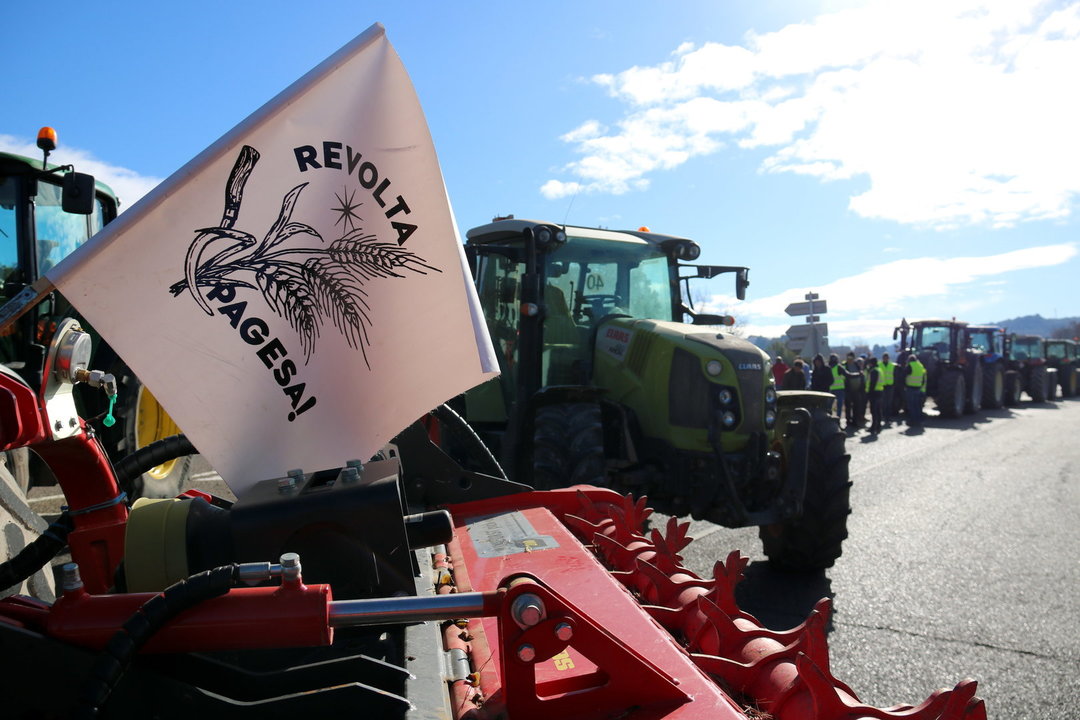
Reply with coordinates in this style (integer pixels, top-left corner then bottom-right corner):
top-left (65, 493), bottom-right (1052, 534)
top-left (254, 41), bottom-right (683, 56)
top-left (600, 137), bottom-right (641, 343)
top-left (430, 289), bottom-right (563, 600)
top-left (1003, 333), bottom-right (1057, 404)
top-left (893, 319), bottom-right (982, 418)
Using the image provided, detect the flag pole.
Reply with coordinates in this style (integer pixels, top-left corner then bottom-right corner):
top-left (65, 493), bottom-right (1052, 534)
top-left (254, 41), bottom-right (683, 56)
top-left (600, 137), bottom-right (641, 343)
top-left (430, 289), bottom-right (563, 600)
top-left (0, 276), bottom-right (57, 333)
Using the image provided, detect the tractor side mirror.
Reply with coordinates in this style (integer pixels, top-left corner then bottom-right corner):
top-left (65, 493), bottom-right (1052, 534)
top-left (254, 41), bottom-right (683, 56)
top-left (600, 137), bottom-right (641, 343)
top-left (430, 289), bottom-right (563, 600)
top-left (61, 172), bottom-right (96, 215)
top-left (736, 268), bottom-right (749, 301)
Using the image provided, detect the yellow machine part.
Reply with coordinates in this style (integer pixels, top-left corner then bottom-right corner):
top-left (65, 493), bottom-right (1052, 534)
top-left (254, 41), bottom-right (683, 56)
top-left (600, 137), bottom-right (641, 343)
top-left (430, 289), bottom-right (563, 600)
top-left (123, 497), bottom-right (192, 592)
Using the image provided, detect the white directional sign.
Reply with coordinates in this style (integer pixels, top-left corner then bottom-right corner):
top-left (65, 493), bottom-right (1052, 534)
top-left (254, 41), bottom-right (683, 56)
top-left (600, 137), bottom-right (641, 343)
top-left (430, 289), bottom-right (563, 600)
top-left (787, 323), bottom-right (828, 340)
top-left (786, 300), bottom-right (828, 316)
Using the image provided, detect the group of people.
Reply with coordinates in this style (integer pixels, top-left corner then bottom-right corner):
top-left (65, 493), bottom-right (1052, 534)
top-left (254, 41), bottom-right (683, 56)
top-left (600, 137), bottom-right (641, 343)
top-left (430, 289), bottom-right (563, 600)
top-left (771, 351), bottom-right (928, 433)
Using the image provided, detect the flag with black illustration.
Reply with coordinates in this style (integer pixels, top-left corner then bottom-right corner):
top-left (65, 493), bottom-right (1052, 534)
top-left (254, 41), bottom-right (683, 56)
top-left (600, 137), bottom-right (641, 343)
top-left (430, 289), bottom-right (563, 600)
top-left (45, 24), bottom-right (498, 492)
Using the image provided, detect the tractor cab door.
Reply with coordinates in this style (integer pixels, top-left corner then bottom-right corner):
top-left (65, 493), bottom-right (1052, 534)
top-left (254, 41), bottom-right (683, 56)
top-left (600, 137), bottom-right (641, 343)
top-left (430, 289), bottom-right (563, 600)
top-left (465, 249), bottom-right (524, 423)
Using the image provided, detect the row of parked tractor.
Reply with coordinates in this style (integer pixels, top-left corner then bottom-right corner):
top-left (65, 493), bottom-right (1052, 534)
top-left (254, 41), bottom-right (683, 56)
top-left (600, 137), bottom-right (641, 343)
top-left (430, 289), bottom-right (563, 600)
top-left (890, 318), bottom-right (1079, 418)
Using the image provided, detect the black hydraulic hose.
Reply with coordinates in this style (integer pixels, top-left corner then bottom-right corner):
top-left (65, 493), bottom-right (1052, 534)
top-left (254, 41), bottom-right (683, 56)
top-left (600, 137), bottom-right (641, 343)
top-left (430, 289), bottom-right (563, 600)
top-left (431, 403), bottom-right (507, 479)
top-left (112, 434), bottom-right (197, 489)
top-left (0, 512), bottom-right (73, 592)
top-left (74, 564), bottom-right (239, 719)
top-left (0, 434), bottom-right (196, 592)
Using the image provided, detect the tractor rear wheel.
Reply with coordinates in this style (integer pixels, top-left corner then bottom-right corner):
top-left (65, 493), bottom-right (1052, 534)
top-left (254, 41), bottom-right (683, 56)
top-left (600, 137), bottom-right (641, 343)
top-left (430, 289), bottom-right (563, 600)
top-left (1062, 364), bottom-right (1078, 397)
top-left (964, 361), bottom-right (982, 414)
top-left (1029, 366), bottom-right (1048, 402)
top-left (532, 402), bottom-right (606, 490)
top-left (759, 407), bottom-right (850, 571)
top-left (982, 362), bottom-right (1005, 409)
top-left (937, 370), bottom-right (965, 418)
top-left (1004, 371), bottom-right (1021, 406)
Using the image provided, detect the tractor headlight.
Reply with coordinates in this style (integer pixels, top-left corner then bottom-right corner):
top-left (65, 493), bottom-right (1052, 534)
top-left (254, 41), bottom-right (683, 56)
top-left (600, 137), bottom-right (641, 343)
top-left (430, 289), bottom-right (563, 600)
top-left (706, 359), bottom-right (723, 377)
top-left (721, 410), bottom-right (737, 428)
top-left (718, 388), bottom-right (733, 405)
top-left (764, 387), bottom-right (776, 404)
top-left (764, 408), bottom-right (777, 429)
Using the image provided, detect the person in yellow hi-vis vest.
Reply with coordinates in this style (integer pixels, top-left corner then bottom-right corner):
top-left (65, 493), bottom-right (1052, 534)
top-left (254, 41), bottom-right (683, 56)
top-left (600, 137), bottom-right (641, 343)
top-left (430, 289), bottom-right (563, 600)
top-left (828, 353), bottom-right (861, 422)
top-left (880, 352), bottom-right (896, 424)
top-left (905, 353), bottom-right (927, 427)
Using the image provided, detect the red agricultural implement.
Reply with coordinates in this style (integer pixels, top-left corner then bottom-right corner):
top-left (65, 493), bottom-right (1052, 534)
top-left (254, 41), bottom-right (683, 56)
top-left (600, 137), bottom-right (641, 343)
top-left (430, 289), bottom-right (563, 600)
top-left (0, 320), bottom-right (986, 718)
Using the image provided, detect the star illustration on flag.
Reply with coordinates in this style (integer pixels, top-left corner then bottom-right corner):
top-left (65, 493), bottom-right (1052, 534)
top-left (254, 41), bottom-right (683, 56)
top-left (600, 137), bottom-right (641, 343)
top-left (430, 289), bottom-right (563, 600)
top-left (169, 145), bottom-right (439, 368)
top-left (332, 184), bottom-right (363, 233)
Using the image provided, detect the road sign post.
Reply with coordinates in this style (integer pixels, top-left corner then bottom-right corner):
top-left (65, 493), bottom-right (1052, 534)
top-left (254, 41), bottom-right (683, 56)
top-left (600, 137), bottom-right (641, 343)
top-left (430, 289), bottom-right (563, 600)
top-left (785, 292), bottom-right (827, 357)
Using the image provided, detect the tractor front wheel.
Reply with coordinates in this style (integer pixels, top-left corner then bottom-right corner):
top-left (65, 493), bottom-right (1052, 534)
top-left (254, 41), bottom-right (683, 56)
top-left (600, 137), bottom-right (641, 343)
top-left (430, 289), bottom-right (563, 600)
top-left (759, 407), bottom-right (851, 571)
top-left (102, 365), bottom-right (192, 499)
top-left (532, 402), bottom-right (606, 490)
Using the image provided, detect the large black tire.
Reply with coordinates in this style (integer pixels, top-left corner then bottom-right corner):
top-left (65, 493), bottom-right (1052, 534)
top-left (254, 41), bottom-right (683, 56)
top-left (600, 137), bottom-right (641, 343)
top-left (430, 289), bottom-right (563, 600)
top-left (531, 402), bottom-right (606, 490)
top-left (982, 362), bottom-right (1005, 409)
top-left (1046, 369), bottom-right (1059, 401)
top-left (759, 408), bottom-right (851, 571)
top-left (1029, 365), bottom-right (1048, 403)
top-left (964, 361), bottom-right (982, 414)
top-left (101, 365), bottom-right (192, 499)
top-left (936, 370), bottom-right (965, 418)
top-left (1062, 364), bottom-right (1078, 397)
top-left (1004, 371), bottom-right (1021, 406)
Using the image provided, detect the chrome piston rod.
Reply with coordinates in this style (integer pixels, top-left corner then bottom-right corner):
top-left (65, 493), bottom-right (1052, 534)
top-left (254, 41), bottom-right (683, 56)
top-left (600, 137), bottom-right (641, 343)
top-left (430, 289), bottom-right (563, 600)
top-left (328, 591), bottom-right (501, 627)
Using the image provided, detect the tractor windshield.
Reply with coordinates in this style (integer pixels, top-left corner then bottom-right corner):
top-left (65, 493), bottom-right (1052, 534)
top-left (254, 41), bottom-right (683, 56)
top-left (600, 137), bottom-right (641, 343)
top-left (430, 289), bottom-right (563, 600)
top-left (1012, 337), bottom-right (1044, 360)
top-left (967, 329), bottom-right (1003, 355)
top-left (914, 325), bottom-right (953, 361)
top-left (545, 234), bottom-right (673, 325)
top-left (1045, 342), bottom-right (1073, 360)
top-left (471, 233), bottom-right (675, 405)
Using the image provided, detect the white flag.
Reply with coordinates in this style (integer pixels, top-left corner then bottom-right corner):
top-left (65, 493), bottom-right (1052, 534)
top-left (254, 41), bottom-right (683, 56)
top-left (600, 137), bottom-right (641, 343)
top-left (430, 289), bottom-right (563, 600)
top-left (47, 24), bottom-right (498, 493)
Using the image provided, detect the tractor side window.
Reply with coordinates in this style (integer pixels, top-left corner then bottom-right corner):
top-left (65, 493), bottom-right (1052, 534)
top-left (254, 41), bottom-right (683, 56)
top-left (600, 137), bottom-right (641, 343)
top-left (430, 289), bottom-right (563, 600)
top-left (476, 252), bottom-right (524, 383)
top-left (968, 334), bottom-right (987, 354)
top-left (1047, 344), bottom-right (1065, 360)
top-left (0, 176), bottom-right (18, 283)
top-left (629, 256), bottom-right (672, 320)
top-left (34, 179), bottom-right (93, 274)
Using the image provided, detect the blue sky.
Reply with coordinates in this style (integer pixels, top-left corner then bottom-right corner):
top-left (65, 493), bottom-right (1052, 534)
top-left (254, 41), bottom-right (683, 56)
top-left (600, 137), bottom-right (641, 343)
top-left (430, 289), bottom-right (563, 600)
top-left (3, 0), bottom-right (1078, 345)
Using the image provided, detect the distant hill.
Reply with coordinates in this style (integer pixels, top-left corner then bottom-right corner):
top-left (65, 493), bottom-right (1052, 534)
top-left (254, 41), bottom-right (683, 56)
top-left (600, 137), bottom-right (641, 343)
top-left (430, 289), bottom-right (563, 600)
top-left (984, 314), bottom-right (1080, 337)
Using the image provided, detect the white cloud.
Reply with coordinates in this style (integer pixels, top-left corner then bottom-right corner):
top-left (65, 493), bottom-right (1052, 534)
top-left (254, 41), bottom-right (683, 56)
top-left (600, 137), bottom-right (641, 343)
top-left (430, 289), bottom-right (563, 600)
top-left (0, 134), bottom-right (162, 212)
top-left (703, 242), bottom-right (1077, 339)
top-left (546, 0), bottom-right (1080, 228)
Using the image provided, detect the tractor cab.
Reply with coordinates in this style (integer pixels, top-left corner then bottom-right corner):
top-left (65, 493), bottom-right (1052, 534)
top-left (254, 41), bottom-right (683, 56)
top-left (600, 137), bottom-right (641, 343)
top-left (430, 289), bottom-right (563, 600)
top-left (464, 218), bottom-right (747, 424)
top-left (894, 318), bottom-right (981, 417)
top-left (0, 130), bottom-right (117, 389)
top-left (1008, 334), bottom-right (1045, 364)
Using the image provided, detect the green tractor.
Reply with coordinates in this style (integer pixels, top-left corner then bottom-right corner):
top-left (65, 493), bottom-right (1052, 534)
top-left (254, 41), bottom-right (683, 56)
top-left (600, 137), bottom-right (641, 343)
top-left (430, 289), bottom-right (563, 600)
top-left (1044, 337), bottom-right (1079, 398)
top-left (0, 128), bottom-right (188, 497)
top-left (462, 217), bottom-right (850, 571)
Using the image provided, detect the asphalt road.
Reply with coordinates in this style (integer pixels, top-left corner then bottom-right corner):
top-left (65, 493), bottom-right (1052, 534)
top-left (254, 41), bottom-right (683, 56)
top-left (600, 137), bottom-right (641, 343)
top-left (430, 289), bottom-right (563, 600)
top-left (24, 396), bottom-right (1079, 717)
top-left (672, 398), bottom-right (1080, 719)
